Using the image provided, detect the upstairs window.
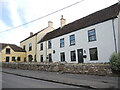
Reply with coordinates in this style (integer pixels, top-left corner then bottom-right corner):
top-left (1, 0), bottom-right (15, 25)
top-left (70, 34), bottom-right (75, 46)
top-left (88, 29), bottom-right (96, 42)
top-left (60, 38), bottom-right (64, 48)
top-left (29, 43), bottom-right (32, 51)
top-left (40, 43), bottom-right (43, 51)
top-left (48, 40), bottom-right (52, 49)
top-left (6, 48), bottom-right (10, 54)
top-left (23, 45), bottom-right (26, 50)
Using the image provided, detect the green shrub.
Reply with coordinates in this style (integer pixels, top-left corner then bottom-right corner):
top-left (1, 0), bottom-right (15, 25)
top-left (110, 53), bottom-right (120, 73)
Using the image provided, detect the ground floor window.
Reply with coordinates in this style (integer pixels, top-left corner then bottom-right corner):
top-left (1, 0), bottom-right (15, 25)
top-left (12, 57), bottom-right (16, 61)
top-left (60, 52), bottom-right (65, 62)
top-left (17, 57), bottom-right (21, 61)
top-left (89, 47), bottom-right (98, 60)
top-left (6, 57), bottom-right (9, 62)
top-left (71, 50), bottom-right (76, 61)
top-left (24, 57), bottom-right (26, 62)
top-left (40, 55), bottom-right (43, 62)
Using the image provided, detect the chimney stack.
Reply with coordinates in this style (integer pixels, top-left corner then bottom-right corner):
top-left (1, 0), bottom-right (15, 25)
top-left (60, 15), bottom-right (66, 27)
top-left (48, 21), bottom-right (53, 27)
top-left (30, 32), bottom-right (33, 36)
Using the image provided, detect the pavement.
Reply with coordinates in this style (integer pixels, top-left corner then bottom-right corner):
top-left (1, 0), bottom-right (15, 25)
top-left (2, 68), bottom-right (120, 89)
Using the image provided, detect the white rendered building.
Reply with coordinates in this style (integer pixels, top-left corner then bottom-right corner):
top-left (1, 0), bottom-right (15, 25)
top-left (38, 3), bottom-right (119, 63)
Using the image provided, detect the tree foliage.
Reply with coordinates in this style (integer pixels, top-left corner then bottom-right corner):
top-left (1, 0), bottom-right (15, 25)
top-left (110, 53), bottom-right (120, 73)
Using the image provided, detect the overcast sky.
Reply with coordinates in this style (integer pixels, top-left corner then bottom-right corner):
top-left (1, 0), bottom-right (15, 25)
top-left (0, 0), bottom-right (118, 46)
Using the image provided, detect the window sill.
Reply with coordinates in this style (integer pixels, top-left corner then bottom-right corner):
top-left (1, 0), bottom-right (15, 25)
top-left (90, 59), bottom-right (98, 61)
top-left (70, 44), bottom-right (75, 46)
top-left (88, 40), bottom-right (96, 42)
top-left (60, 47), bottom-right (64, 48)
top-left (71, 60), bottom-right (76, 62)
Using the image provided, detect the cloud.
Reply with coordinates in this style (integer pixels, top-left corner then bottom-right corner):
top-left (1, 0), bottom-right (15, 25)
top-left (0, 0), bottom-right (118, 46)
top-left (0, 1), bottom-right (13, 27)
top-left (17, 8), bottom-right (26, 25)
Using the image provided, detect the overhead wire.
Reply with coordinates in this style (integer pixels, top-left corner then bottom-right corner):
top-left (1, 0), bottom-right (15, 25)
top-left (0, 0), bottom-right (85, 33)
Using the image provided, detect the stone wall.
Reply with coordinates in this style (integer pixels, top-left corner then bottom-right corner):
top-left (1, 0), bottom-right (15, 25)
top-left (1, 62), bottom-right (113, 76)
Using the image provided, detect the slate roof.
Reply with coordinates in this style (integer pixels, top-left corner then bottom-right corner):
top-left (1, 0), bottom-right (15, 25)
top-left (38, 3), bottom-right (120, 43)
top-left (0, 43), bottom-right (26, 52)
top-left (20, 27), bottom-right (48, 43)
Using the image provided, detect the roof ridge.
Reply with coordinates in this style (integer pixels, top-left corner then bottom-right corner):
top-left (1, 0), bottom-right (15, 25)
top-left (20, 25), bottom-right (53, 43)
top-left (38, 3), bottom-right (119, 43)
top-left (0, 43), bottom-right (26, 52)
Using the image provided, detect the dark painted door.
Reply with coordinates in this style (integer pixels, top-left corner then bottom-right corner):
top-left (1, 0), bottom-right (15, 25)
top-left (6, 57), bottom-right (9, 62)
top-left (77, 49), bottom-right (83, 63)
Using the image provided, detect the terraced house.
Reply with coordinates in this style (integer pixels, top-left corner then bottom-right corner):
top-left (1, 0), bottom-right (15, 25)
top-left (38, 3), bottom-right (120, 63)
top-left (0, 43), bottom-right (26, 62)
top-left (20, 21), bottom-right (54, 62)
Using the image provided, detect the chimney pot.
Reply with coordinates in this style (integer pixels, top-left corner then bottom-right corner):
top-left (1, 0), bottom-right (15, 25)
top-left (48, 21), bottom-right (53, 27)
top-left (30, 32), bottom-right (33, 36)
top-left (60, 15), bottom-right (66, 27)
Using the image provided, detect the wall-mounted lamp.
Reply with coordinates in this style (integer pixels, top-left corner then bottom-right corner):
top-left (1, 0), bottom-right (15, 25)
top-left (84, 50), bottom-right (86, 53)
top-left (53, 50), bottom-right (55, 54)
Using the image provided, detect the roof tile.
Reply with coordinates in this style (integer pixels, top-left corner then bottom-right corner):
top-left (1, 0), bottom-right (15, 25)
top-left (38, 3), bottom-right (119, 43)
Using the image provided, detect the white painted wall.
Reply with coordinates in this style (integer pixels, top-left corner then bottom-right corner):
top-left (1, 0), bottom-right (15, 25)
top-left (39, 18), bottom-right (118, 63)
top-left (38, 42), bottom-right (47, 62)
top-left (36, 26), bottom-right (54, 62)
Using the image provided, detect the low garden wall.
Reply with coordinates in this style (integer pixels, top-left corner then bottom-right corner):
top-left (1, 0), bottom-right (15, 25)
top-left (1, 62), bottom-right (113, 76)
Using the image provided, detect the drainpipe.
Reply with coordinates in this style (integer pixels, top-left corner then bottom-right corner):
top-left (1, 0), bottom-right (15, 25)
top-left (35, 35), bottom-right (37, 62)
top-left (45, 41), bottom-right (47, 62)
top-left (112, 19), bottom-right (117, 53)
top-left (118, 2), bottom-right (120, 53)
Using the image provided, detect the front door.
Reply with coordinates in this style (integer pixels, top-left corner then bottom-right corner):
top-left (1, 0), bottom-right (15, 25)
top-left (77, 49), bottom-right (83, 63)
top-left (6, 57), bottom-right (9, 62)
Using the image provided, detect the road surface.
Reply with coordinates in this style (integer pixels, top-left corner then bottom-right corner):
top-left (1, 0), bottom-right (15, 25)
top-left (2, 72), bottom-right (87, 88)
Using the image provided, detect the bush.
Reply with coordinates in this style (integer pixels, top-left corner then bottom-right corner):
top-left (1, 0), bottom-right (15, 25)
top-left (110, 53), bottom-right (120, 74)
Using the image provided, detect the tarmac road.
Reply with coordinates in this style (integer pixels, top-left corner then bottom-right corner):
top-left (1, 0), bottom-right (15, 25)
top-left (2, 72), bottom-right (87, 88)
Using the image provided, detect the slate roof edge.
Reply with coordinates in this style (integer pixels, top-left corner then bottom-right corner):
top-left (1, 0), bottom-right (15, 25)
top-left (0, 43), bottom-right (26, 52)
top-left (20, 27), bottom-right (48, 43)
top-left (38, 3), bottom-right (119, 43)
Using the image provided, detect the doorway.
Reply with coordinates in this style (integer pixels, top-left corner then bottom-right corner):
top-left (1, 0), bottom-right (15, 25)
top-left (77, 49), bottom-right (83, 63)
top-left (48, 54), bottom-right (52, 62)
top-left (28, 55), bottom-right (33, 62)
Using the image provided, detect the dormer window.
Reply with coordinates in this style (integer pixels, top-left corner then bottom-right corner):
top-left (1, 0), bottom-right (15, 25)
top-left (6, 48), bottom-right (10, 54)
